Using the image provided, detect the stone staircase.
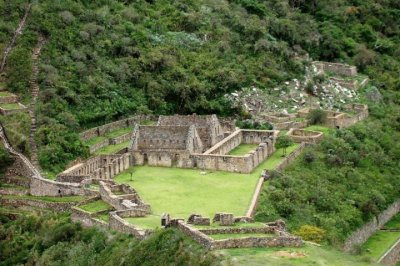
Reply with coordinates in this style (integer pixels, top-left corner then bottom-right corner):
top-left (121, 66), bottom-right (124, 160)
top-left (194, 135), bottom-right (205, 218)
top-left (28, 36), bottom-right (46, 168)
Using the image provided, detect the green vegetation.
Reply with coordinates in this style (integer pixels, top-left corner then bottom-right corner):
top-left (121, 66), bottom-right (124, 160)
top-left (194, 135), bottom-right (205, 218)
top-left (384, 214), bottom-right (400, 230)
top-left (257, 110), bottom-right (400, 245)
top-left (228, 144), bottom-right (259, 156)
top-left (294, 225), bottom-right (326, 243)
top-left (105, 127), bottom-right (132, 138)
top-left (220, 244), bottom-right (378, 266)
top-left (78, 200), bottom-right (110, 213)
top-left (304, 125), bottom-right (334, 136)
top-left (275, 135), bottom-right (294, 156)
top-left (308, 109), bottom-right (328, 125)
top-left (361, 231), bottom-right (400, 260)
top-left (125, 215), bottom-right (163, 230)
top-left (83, 136), bottom-right (107, 147)
top-left (0, 213), bottom-right (219, 266)
top-left (209, 233), bottom-right (275, 240)
top-left (2, 195), bottom-right (85, 203)
top-left (0, 103), bottom-right (22, 110)
top-left (115, 146), bottom-right (298, 229)
top-left (0, 91), bottom-right (12, 97)
top-left (94, 140), bottom-right (130, 155)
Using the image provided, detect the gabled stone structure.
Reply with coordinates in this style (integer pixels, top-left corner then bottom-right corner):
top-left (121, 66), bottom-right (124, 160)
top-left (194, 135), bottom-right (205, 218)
top-left (157, 114), bottom-right (224, 150)
top-left (130, 124), bottom-right (203, 167)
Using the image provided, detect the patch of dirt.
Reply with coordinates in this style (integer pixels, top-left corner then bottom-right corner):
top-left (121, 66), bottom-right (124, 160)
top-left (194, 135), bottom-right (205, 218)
top-left (274, 251), bottom-right (306, 258)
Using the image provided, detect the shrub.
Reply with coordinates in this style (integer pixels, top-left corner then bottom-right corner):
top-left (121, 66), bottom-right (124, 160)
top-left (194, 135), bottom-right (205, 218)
top-left (294, 225), bottom-right (326, 243)
top-left (275, 135), bottom-right (294, 156)
top-left (308, 109), bottom-right (327, 125)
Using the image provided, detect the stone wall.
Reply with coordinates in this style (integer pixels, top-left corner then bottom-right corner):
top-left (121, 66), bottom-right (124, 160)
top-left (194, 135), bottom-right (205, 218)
top-left (199, 226), bottom-right (275, 235)
top-left (79, 115), bottom-right (156, 141)
top-left (378, 239), bottom-right (400, 266)
top-left (246, 177), bottom-right (265, 218)
top-left (71, 207), bottom-right (109, 229)
top-left (0, 93), bottom-right (18, 104)
top-left (89, 139), bottom-right (109, 154)
top-left (110, 132), bottom-right (131, 145)
top-left (313, 61), bottom-right (358, 77)
top-left (273, 120), bottom-right (308, 131)
top-left (343, 199), bottom-right (400, 252)
top-left (0, 103), bottom-right (28, 115)
top-left (99, 181), bottom-right (150, 211)
top-left (287, 129), bottom-right (324, 144)
top-left (274, 143), bottom-right (307, 172)
top-left (204, 130), bottom-right (242, 155)
top-left (109, 211), bottom-right (149, 239)
top-left (193, 142), bottom-right (272, 174)
top-left (131, 150), bottom-right (194, 168)
top-left (177, 220), bottom-right (214, 249)
top-left (0, 197), bottom-right (76, 212)
top-left (211, 235), bottom-right (303, 249)
top-left (157, 114), bottom-right (224, 150)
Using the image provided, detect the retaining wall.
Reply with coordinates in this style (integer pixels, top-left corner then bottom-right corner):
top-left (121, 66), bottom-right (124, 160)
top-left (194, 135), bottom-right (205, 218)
top-left (343, 199), bottom-right (400, 252)
top-left (0, 197), bottom-right (76, 212)
top-left (378, 239), bottom-right (400, 266)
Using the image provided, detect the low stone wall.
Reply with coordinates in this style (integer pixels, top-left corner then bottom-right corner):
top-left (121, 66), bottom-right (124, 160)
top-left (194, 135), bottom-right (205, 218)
top-left (378, 238), bottom-right (400, 266)
top-left (246, 177), bottom-right (265, 218)
top-left (109, 211), bottom-right (149, 239)
top-left (343, 199), bottom-right (400, 252)
top-left (313, 61), bottom-right (358, 77)
top-left (71, 207), bottom-right (109, 229)
top-left (89, 139), bottom-right (109, 153)
top-left (0, 197), bottom-right (76, 212)
top-left (193, 142), bottom-right (272, 174)
top-left (273, 120), bottom-right (308, 131)
top-left (287, 129), bottom-right (324, 144)
top-left (177, 221), bottom-right (214, 249)
top-left (204, 130), bottom-right (242, 155)
top-left (275, 143), bottom-right (307, 172)
top-left (0, 103), bottom-right (28, 115)
top-left (0, 94), bottom-right (18, 104)
top-left (110, 133), bottom-right (131, 145)
top-left (330, 77), bottom-right (359, 89)
top-left (79, 115), bottom-right (156, 141)
top-left (199, 226), bottom-right (274, 235)
top-left (212, 235), bottom-right (303, 249)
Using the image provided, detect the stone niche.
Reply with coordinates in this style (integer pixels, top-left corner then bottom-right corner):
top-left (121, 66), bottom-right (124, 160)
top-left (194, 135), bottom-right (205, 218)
top-left (220, 213), bottom-right (234, 226)
top-left (193, 217), bottom-right (211, 226)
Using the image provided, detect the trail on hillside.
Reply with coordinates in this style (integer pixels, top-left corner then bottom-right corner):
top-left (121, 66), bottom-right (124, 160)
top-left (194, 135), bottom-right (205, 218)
top-left (29, 35), bottom-right (46, 168)
top-left (0, 3), bottom-right (32, 73)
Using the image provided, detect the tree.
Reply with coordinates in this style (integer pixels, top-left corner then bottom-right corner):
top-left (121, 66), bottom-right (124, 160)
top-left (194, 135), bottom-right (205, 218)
top-left (308, 109), bottom-right (327, 125)
top-left (275, 135), bottom-right (293, 157)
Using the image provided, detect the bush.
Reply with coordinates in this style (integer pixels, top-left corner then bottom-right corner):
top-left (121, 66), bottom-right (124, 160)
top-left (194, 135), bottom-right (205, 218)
top-left (294, 225), bottom-right (326, 243)
top-left (308, 109), bottom-right (327, 125)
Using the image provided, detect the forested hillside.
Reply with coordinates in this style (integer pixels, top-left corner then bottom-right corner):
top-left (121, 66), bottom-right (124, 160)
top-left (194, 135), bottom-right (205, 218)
top-left (2, 0), bottom-right (399, 172)
top-left (1, 0), bottom-right (400, 264)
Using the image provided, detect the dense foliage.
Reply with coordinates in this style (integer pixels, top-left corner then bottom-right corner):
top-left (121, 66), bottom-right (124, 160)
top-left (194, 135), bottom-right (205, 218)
top-left (2, 0), bottom-right (399, 172)
top-left (256, 102), bottom-right (400, 245)
top-left (0, 212), bottom-right (218, 266)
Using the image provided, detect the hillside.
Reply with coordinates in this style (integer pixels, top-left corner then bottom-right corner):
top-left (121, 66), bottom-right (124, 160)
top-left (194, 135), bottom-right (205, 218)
top-left (0, 0), bottom-right (400, 265)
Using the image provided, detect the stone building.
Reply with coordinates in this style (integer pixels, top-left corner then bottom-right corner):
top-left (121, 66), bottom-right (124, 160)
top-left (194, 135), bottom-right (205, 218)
top-left (129, 124), bottom-right (203, 168)
top-left (157, 114), bottom-right (224, 150)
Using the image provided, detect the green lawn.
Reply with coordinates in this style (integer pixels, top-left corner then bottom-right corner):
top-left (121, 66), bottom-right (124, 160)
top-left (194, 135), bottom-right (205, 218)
top-left (0, 103), bottom-right (22, 110)
top-left (383, 214), bottom-right (400, 230)
top-left (304, 125), bottom-right (334, 136)
top-left (3, 195), bottom-right (85, 203)
top-left (228, 144), bottom-right (259, 156)
top-left (0, 91), bottom-right (12, 97)
top-left (361, 231), bottom-right (400, 260)
top-left (96, 213), bottom-right (110, 222)
top-left (220, 244), bottom-right (378, 266)
top-left (94, 140), bottom-right (130, 155)
top-left (125, 215), bottom-right (163, 229)
top-left (79, 199), bottom-right (110, 213)
top-left (209, 233), bottom-right (275, 240)
top-left (114, 144), bottom-right (299, 229)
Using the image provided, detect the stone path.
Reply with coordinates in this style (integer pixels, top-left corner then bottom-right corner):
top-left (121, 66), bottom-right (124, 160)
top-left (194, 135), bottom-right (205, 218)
top-left (0, 3), bottom-right (32, 73)
top-left (28, 35), bottom-right (46, 168)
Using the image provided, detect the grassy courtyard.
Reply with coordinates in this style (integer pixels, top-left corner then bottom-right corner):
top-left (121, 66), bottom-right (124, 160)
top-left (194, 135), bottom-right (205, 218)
top-left (114, 144), bottom-right (299, 229)
top-left (220, 244), bottom-right (379, 266)
top-left (0, 103), bottom-right (22, 110)
top-left (228, 144), bottom-right (259, 156)
top-left (0, 91), bottom-right (12, 97)
top-left (361, 231), bottom-right (400, 260)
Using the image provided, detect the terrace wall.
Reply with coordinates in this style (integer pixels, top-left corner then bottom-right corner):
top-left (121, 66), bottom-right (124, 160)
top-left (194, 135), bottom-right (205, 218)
top-left (0, 197), bottom-right (76, 212)
top-left (0, 94), bottom-right (18, 104)
top-left (313, 61), bottom-right (358, 77)
top-left (343, 199), bottom-right (400, 252)
top-left (378, 239), bottom-right (400, 266)
top-left (109, 210), bottom-right (149, 239)
top-left (287, 129), bottom-right (324, 144)
top-left (79, 115), bottom-right (156, 141)
top-left (71, 207), bottom-right (109, 229)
